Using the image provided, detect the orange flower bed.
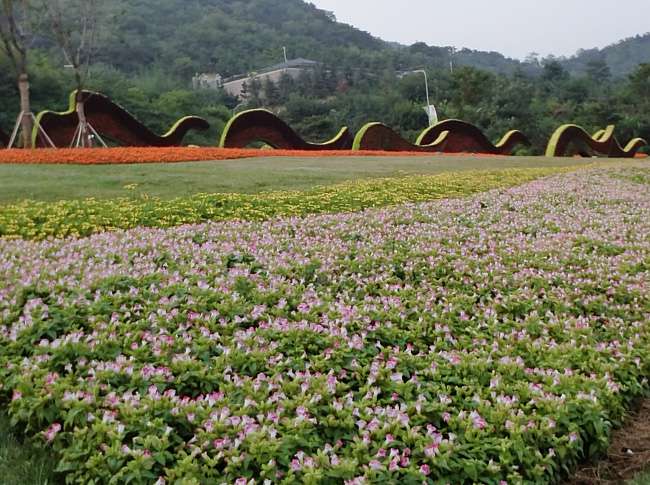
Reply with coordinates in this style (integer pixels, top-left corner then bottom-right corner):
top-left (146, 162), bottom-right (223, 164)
top-left (0, 147), bottom-right (500, 165)
top-left (635, 152), bottom-right (649, 158)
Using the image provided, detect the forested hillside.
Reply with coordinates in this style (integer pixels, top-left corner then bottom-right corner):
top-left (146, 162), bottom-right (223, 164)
top-left (563, 34), bottom-right (650, 77)
top-left (90, 0), bottom-right (650, 79)
top-left (0, 0), bottom-right (648, 153)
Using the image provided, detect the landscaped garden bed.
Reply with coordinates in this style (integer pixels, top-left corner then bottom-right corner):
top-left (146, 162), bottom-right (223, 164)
top-left (1, 167), bottom-right (648, 483)
top-left (0, 147), bottom-right (502, 165)
top-left (0, 167), bottom-right (578, 240)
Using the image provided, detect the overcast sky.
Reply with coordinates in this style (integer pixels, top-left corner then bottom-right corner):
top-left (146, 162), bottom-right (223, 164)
top-left (309, 0), bottom-right (650, 59)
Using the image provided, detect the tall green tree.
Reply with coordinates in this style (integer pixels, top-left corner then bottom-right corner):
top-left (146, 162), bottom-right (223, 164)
top-left (0, 0), bottom-right (39, 147)
top-left (41, 0), bottom-right (113, 147)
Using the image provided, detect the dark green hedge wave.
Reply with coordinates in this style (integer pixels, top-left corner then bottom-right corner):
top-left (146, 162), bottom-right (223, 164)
top-left (545, 124), bottom-right (647, 157)
top-left (32, 91), bottom-right (210, 148)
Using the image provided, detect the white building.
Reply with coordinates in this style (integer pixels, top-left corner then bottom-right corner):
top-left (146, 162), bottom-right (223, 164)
top-left (192, 73), bottom-right (223, 90)
top-left (193, 58), bottom-right (319, 99)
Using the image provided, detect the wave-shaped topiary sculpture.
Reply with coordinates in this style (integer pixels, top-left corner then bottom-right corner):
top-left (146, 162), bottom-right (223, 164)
top-left (352, 123), bottom-right (430, 152)
top-left (545, 124), bottom-right (647, 158)
top-left (32, 91), bottom-right (210, 148)
top-left (352, 120), bottom-right (529, 155)
top-left (416, 119), bottom-right (530, 154)
top-left (219, 109), bottom-right (353, 150)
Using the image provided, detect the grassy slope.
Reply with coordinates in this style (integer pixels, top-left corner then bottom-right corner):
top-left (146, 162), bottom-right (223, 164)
top-left (0, 155), bottom-right (602, 203)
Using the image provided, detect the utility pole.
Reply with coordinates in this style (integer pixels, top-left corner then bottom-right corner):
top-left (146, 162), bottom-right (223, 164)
top-left (413, 69), bottom-right (437, 126)
top-left (449, 47), bottom-right (455, 74)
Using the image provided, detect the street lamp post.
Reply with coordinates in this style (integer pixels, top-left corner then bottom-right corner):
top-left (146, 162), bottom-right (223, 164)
top-left (413, 69), bottom-right (437, 126)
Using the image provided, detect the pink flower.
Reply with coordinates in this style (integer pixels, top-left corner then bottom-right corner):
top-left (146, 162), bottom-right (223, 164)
top-left (369, 460), bottom-right (382, 470)
top-left (420, 464), bottom-right (431, 475)
top-left (44, 422), bottom-right (61, 442)
top-left (45, 373), bottom-right (59, 385)
top-left (470, 411), bottom-right (487, 430)
top-left (11, 390), bottom-right (22, 401)
top-left (424, 442), bottom-right (439, 457)
top-left (213, 438), bottom-right (229, 449)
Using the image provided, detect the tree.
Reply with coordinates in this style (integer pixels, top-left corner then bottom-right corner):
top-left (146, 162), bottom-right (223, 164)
top-left (542, 59), bottom-right (568, 83)
top-left (41, 0), bottom-right (110, 147)
top-left (585, 58), bottom-right (611, 84)
top-left (277, 72), bottom-right (295, 103)
top-left (246, 77), bottom-right (263, 107)
top-left (0, 0), bottom-right (42, 147)
top-left (262, 77), bottom-right (280, 106)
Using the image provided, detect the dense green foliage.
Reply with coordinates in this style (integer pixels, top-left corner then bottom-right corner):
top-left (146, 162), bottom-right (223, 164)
top-left (0, 0), bottom-right (648, 152)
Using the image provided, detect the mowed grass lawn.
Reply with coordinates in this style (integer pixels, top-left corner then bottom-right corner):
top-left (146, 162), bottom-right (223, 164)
top-left (0, 155), bottom-right (604, 203)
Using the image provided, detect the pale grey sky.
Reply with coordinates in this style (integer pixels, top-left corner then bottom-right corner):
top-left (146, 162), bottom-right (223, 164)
top-left (309, 0), bottom-right (650, 59)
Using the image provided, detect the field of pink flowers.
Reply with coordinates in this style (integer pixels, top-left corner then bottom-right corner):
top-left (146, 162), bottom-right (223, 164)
top-left (1, 167), bottom-right (649, 484)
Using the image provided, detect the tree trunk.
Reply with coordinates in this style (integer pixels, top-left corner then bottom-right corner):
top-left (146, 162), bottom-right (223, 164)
top-left (18, 73), bottom-right (33, 148)
top-left (75, 92), bottom-right (92, 148)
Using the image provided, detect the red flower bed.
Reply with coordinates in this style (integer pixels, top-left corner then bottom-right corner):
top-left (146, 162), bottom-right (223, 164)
top-left (0, 147), bottom-right (499, 165)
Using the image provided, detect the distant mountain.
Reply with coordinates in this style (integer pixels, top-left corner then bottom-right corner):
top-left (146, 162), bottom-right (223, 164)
top-left (561, 33), bottom-right (650, 76)
top-left (98, 0), bottom-right (385, 78)
top-left (81, 0), bottom-right (650, 79)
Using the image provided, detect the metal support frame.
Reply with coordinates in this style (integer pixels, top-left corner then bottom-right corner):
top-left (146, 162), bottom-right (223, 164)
top-left (69, 120), bottom-right (107, 148)
top-left (7, 111), bottom-right (56, 149)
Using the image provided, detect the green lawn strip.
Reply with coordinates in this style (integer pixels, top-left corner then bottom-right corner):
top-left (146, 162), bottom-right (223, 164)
top-left (2, 165), bottom-right (587, 241)
top-left (0, 413), bottom-right (56, 485)
top-left (0, 155), bottom-right (606, 204)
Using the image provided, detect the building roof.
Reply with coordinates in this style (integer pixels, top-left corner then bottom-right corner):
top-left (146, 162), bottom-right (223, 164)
top-left (259, 58), bottom-right (319, 74)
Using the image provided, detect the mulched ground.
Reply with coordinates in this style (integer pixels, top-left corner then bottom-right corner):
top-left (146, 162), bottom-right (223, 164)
top-left (568, 398), bottom-right (650, 484)
top-left (0, 147), bottom-right (503, 165)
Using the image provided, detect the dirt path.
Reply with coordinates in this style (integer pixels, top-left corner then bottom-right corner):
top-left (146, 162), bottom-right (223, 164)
top-left (569, 399), bottom-right (650, 484)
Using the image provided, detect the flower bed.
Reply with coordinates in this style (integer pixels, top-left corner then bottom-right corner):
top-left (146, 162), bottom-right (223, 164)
top-left (0, 167), bottom-right (578, 241)
top-left (0, 147), bottom-right (497, 165)
top-left (1, 168), bottom-right (649, 483)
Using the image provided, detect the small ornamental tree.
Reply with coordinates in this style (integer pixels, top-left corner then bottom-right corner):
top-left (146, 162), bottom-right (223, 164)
top-left (41, 0), bottom-right (109, 147)
top-left (0, 0), bottom-right (42, 147)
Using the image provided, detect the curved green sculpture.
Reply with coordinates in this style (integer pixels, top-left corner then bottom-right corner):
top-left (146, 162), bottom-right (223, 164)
top-left (352, 120), bottom-right (529, 155)
top-left (32, 90), bottom-right (210, 148)
top-left (219, 109), bottom-right (353, 150)
top-left (416, 119), bottom-right (530, 154)
top-left (545, 124), bottom-right (647, 158)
